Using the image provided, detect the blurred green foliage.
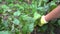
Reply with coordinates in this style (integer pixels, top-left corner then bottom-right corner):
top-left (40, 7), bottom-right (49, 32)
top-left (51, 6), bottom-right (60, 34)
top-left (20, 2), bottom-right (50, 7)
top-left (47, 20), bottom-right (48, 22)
top-left (0, 0), bottom-right (60, 34)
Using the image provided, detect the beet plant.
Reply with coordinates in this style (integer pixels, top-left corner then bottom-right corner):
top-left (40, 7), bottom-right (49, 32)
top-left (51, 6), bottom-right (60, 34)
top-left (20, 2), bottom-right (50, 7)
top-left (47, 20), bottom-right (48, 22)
top-left (0, 0), bottom-right (60, 34)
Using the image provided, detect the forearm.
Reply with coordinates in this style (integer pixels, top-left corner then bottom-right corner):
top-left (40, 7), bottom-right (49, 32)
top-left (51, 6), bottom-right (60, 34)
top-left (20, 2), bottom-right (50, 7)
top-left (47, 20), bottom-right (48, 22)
top-left (45, 5), bottom-right (60, 22)
top-left (39, 5), bottom-right (60, 26)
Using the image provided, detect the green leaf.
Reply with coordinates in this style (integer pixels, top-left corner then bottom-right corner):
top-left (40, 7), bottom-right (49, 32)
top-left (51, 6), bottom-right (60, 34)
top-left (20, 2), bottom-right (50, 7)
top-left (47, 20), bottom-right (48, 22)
top-left (1, 5), bottom-right (9, 12)
top-left (37, 7), bottom-right (46, 15)
top-left (8, 3), bottom-right (14, 7)
top-left (40, 25), bottom-right (48, 32)
top-left (22, 25), bottom-right (28, 34)
top-left (53, 0), bottom-right (57, 2)
top-left (58, 20), bottom-right (60, 25)
top-left (6, 0), bottom-right (15, 3)
top-left (0, 17), bottom-right (2, 25)
top-left (34, 12), bottom-right (41, 20)
top-left (37, 7), bottom-right (44, 11)
top-left (2, 5), bottom-right (8, 9)
top-left (15, 28), bottom-right (21, 34)
top-left (28, 23), bottom-right (34, 32)
top-left (0, 31), bottom-right (11, 34)
top-left (0, 10), bottom-right (3, 14)
top-left (0, 0), bottom-right (2, 2)
top-left (48, 1), bottom-right (57, 12)
top-left (19, 5), bottom-right (24, 10)
top-left (2, 20), bottom-right (8, 27)
top-left (13, 10), bottom-right (20, 16)
top-left (22, 15), bottom-right (35, 34)
top-left (50, 1), bottom-right (56, 6)
top-left (13, 18), bottom-right (20, 25)
top-left (43, 0), bottom-right (48, 2)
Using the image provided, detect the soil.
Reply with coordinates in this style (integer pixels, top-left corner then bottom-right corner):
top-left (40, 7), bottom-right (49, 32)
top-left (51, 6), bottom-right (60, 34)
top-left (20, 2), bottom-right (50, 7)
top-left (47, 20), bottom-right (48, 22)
top-left (54, 27), bottom-right (60, 34)
top-left (31, 26), bottom-right (60, 34)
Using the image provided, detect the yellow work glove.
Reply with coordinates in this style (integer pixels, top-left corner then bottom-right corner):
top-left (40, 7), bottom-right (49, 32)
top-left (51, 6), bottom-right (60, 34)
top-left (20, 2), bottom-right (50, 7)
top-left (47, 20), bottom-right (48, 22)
top-left (38, 15), bottom-right (48, 26)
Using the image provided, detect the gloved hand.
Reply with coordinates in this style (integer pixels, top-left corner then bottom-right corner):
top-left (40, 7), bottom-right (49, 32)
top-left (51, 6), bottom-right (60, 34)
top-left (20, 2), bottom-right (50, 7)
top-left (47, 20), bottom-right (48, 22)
top-left (38, 5), bottom-right (60, 26)
top-left (38, 15), bottom-right (48, 26)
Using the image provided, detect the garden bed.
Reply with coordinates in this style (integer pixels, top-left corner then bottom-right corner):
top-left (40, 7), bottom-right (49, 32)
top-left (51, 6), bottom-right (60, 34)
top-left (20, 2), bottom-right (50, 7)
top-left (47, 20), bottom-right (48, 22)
top-left (0, 0), bottom-right (60, 34)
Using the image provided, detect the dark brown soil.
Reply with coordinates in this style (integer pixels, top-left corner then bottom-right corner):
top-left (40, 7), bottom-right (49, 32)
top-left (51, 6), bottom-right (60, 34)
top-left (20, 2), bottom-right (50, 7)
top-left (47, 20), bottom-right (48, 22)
top-left (31, 26), bottom-right (60, 34)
